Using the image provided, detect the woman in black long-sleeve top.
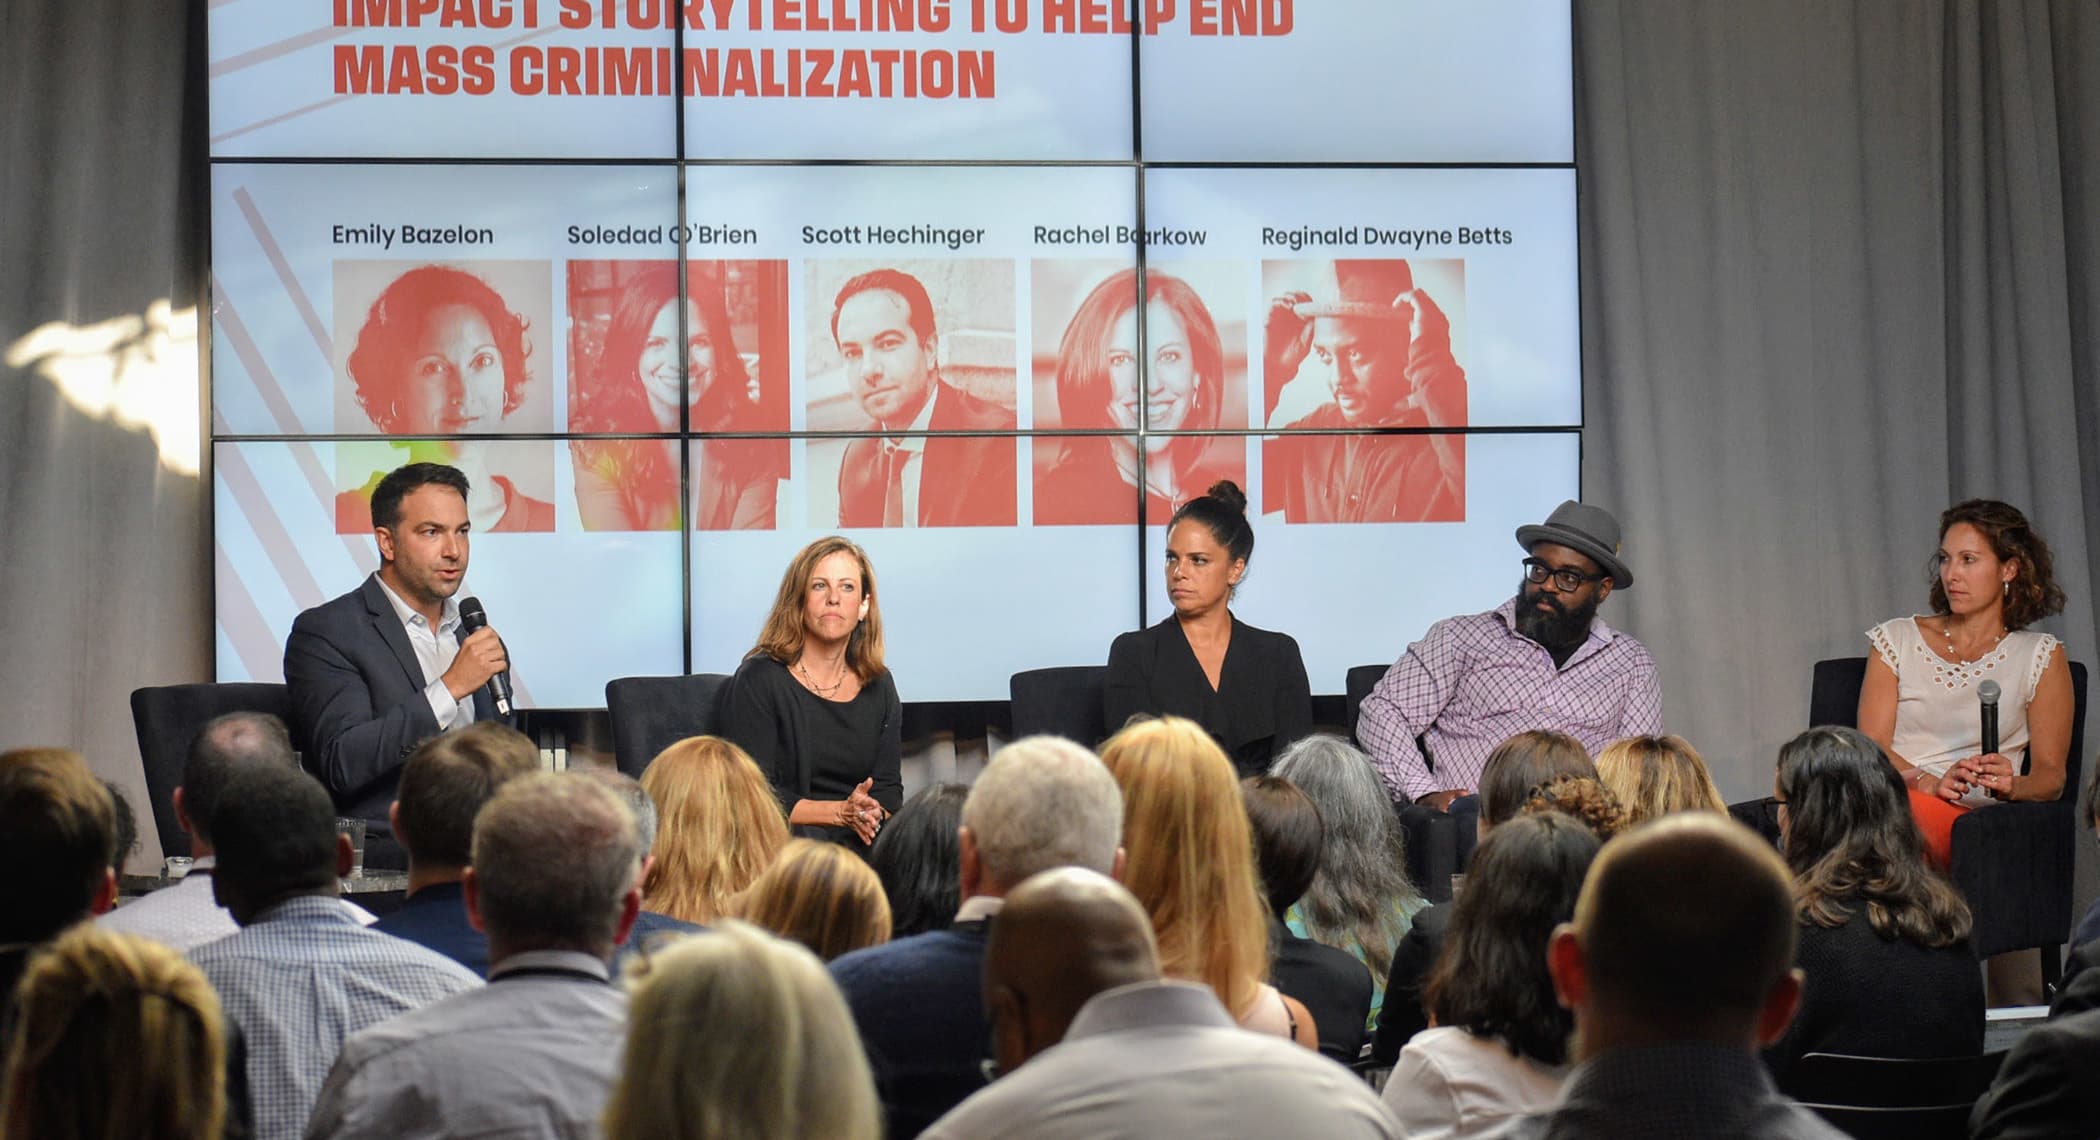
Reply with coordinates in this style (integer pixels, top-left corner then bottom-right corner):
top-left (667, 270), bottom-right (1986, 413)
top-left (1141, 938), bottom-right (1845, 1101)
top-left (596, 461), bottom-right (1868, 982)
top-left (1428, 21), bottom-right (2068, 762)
top-left (1105, 481), bottom-right (1314, 775)
top-left (720, 536), bottom-right (902, 848)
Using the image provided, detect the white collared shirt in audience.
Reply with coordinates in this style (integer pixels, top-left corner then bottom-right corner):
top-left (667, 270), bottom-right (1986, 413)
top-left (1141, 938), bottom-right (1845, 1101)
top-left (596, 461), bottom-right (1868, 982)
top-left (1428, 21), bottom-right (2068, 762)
top-left (1381, 1026), bottom-right (1566, 1139)
top-left (100, 859), bottom-right (375, 952)
top-left (923, 979), bottom-right (1397, 1140)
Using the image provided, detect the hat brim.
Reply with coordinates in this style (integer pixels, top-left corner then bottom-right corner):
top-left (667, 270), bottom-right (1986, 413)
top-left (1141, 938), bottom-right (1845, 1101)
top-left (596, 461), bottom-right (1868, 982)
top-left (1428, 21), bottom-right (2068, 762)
top-left (1515, 524), bottom-right (1633, 589)
top-left (1293, 301), bottom-right (1407, 321)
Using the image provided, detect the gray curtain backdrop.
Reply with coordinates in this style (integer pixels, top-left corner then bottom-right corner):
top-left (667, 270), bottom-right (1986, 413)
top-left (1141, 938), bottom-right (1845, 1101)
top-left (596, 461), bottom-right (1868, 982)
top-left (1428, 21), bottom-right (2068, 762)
top-left (1, 0), bottom-right (207, 865)
top-left (3, 1), bottom-right (2096, 893)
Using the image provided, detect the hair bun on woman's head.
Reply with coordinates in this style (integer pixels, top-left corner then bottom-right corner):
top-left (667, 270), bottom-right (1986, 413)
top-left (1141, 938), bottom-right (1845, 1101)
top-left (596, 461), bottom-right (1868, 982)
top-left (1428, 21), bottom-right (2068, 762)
top-left (1204, 480), bottom-right (1248, 516)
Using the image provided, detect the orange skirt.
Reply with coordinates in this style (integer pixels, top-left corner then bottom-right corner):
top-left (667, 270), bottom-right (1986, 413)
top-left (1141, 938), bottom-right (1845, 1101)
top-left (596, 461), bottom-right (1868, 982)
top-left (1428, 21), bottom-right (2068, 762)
top-left (1907, 787), bottom-right (1970, 870)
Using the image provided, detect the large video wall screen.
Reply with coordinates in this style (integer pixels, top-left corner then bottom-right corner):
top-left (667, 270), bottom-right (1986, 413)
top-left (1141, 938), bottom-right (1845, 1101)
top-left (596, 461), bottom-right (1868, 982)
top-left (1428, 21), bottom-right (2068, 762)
top-left (209, 0), bottom-right (1580, 706)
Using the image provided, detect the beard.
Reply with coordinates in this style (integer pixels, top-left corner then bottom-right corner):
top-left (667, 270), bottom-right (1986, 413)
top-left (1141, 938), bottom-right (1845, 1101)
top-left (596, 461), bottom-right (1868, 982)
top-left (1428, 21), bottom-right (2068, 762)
top-left (1514, 581), bottom-right (1601, 655)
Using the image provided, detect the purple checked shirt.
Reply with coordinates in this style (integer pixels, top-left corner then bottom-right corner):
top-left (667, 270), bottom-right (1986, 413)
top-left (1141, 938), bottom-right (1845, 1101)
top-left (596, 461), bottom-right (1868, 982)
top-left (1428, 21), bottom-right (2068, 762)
top-left (1359, 598), bottom-right (1662, 803)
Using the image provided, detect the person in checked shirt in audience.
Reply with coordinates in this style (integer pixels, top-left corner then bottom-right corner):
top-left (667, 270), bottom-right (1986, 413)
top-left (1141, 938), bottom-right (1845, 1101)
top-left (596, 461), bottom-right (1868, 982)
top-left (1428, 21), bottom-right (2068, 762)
top-left (190, 764), bottom-right (480, 1140)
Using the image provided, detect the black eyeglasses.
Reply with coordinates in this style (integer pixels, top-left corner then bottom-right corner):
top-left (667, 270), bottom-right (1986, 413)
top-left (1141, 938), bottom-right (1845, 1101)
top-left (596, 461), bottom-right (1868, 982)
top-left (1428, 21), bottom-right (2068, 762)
top-left (1523, 558), bottom-right (1609, 593)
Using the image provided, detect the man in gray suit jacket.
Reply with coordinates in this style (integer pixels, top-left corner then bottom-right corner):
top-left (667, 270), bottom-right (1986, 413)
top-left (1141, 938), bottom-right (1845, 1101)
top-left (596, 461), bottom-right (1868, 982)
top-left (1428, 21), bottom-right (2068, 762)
top-left (284, 463), bottom-right (511, 862)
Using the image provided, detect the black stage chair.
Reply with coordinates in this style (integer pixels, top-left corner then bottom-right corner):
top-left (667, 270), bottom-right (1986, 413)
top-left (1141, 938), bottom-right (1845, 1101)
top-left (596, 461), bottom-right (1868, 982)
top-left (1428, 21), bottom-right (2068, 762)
top-left (1806, 656), bottom-right (2088, 990)
top-left (605, 673), bottom-right (731, 778)
top-left (1344, 662), bottom-right (1458, 903)
top-left (130, 682), bottom-right (293, 860)
top-left (1009, 666), bottom-right (1108, 747)
top-left (1788, 1051), bottom-right (2005, 1140)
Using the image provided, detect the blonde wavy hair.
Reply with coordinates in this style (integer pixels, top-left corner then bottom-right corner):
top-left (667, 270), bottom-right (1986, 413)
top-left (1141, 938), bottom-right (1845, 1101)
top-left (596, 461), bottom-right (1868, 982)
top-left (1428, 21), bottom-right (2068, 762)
top-left (2, 926), bottom-right (226, 1140)
top-left (1098, 716), bottom-right (1270, 1019)
top-left (733, 839), bottom-right (892, 961)
top-left (639, 736), bottom-right (789, 924)
top-left (748, 536), bottom-right (886, 683)
top-left (606, 921), bottom-right (880, 1140)
top-left (1595, 735), bottom-right (1726, 826)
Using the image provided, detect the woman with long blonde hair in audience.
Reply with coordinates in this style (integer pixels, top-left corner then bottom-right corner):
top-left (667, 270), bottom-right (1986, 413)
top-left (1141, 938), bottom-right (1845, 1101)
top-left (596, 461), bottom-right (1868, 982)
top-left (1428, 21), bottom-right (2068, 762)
top-left (734, 838), bottom-right (892, 961)
top-left (1098, 715), bottom-right (1318, 1048)
top-left (638, 735), bottom-right (789, 925)
top-left (606, 921), bottom-right (880, 1140)
top-left (2, 926), bottom-right (228, 1140)
top-left (1594, 734), bottom-right (1726, 825)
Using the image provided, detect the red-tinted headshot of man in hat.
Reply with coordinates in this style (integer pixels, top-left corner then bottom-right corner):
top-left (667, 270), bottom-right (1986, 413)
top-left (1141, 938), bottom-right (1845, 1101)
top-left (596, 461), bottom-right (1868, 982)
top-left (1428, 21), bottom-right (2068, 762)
top-left (1260, 259), bottom-right (1467, 524)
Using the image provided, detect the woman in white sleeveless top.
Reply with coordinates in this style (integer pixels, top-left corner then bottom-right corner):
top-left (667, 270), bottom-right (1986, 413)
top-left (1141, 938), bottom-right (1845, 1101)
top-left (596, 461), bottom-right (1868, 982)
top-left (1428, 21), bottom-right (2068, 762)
top-left (1857, 499), bottom-right (2072, 1003)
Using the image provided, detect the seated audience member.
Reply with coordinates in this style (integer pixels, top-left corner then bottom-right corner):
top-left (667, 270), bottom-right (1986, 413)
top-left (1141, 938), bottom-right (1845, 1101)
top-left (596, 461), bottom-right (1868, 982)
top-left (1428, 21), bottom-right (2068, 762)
top-left (1970, 994), bottom-right (2100, 1136)
top-left (604, 920), bottom-right (881, 1140)
top-left (1373, 730), bottom-right (1595, 1062)
top-left (1357, 501), bottom-right (1658, 817)
top-left (1761, 726), bottom-right (1982, 1085)
top-left (369, 721), bottom-right (538, 976)
top-left (1522, 775), bottom-right (1632, 840)
top-left (1499, 815), bottom-right (1843, 1140)
top-left (1594, 734), bottom-right (1727, 825)
top-left (102, 712), bottom-right (314, 951)
top-left (2, 926), bottom-right (227, 1140)
top-left (307, 773), bottom-right (642, 1140)
top-left (190, 765), bottom-right (480, 1140)
top-left (1383, 813), bottom-right (1599, 1138)
top-left (2067, 766), bottom-right (2100, 988)
top-left (575, 766), bottom-right (703, 960)
top-left (0, 748), bottom-right (118, 1018)
top-left (735, 837), bottom-right (892, 961)
top-left (870, 781), bottom-right (969, 939)
top-left (1099, 716), bottom-right (1318, 1047)
top-left (638, 735), bottom-right (789, 925)
top-left (1102, 481), bottom-right (1314, 775)
top-left (1270, 734), bottom-right (1424, 1018)
top-left (923, 868), bottom-right (1399, 1140)
top-left (1242, 775), bottom-right (1375, 1063)
top-left (829, 736), bottom-right (1124, 1139)
top-left (104, 778), bottom-right (139, 869)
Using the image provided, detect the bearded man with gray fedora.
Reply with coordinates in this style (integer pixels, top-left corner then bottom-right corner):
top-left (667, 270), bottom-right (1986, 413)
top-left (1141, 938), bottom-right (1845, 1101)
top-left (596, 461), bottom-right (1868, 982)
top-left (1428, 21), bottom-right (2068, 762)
top-left (1358, 500), bottom-right (1661, 823)
top-left (1261, 259), bottom-right (1467, 523)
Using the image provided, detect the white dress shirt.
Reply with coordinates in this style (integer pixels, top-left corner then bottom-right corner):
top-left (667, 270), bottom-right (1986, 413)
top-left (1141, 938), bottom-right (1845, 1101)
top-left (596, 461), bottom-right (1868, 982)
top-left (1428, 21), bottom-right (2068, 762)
top-left (1383, 1026), bottom-right (1566, 1139)
top-left (879, 383), bottom-right (943, 525)
top-left (373, 577), bottom-right (475, 729)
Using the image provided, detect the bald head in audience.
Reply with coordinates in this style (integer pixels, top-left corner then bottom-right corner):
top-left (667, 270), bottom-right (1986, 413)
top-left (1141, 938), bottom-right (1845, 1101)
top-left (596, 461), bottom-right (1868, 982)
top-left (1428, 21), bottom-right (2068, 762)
top-left (1548, 814), bottom-right (1802, 1057)
top-left (178, 711), bottom-right (295, 858)
top-left (984, 868), bottom-right (1159, 1074)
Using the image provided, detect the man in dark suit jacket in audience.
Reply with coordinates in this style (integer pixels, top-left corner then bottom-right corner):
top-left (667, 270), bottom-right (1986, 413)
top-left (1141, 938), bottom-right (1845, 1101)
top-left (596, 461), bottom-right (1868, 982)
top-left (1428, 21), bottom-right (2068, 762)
top-left (1499, 815), bottom-right (1843, 1140)
top-left (369, 722), bottom-right (538, 976)
top-left (829, 268), bottom-right (1016, 528)
top-left (829, 736), bottom-right (1124, 1138)
top-left (1971, 999), bottom-right (2100, 1138)
top-left (284, 462), bottom-right (514, 869)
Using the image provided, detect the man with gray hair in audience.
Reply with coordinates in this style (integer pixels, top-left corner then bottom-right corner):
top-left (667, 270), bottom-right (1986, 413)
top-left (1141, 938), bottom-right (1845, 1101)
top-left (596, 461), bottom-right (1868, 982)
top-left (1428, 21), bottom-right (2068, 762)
top-left (103, 711), bottom-right (362, 949)
top-left (306, 771), bottom-right (644, 1140)
top-left (831, 735), bottom-right (1126, 1139)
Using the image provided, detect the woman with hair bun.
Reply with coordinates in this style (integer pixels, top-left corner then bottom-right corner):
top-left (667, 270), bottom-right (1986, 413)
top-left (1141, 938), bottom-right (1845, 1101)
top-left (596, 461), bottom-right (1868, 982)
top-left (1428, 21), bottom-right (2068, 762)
top-left (1104, 480), bottom-right (1313, 775)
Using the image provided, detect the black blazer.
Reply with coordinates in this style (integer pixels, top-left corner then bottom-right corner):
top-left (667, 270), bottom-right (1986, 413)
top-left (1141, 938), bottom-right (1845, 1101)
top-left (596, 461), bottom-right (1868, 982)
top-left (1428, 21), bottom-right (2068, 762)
top-left (284, 574), bottom-right (500, 823)
top-left (1104, 615), bottom-right (1314, 775)
top-left (1269, 916), bottom-right (1374, 1064)
top-left (1971, 1006), bottom-right (2100, 1138)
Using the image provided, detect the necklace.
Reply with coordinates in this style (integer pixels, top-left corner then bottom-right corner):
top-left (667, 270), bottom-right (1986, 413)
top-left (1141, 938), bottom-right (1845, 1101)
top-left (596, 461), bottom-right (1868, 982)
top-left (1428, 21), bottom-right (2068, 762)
top-left (795, 658), bottom-right (847, 697)
top-left (1940, 618), bottom-right (2007, 663)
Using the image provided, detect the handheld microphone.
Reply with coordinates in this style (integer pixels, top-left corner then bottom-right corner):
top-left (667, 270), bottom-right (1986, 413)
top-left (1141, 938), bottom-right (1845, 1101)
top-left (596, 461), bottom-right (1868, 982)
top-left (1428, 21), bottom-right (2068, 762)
top-left (1977, 679), bottom-right (2001, 757)
top-left (457, 596), bottom-right (513, 717)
